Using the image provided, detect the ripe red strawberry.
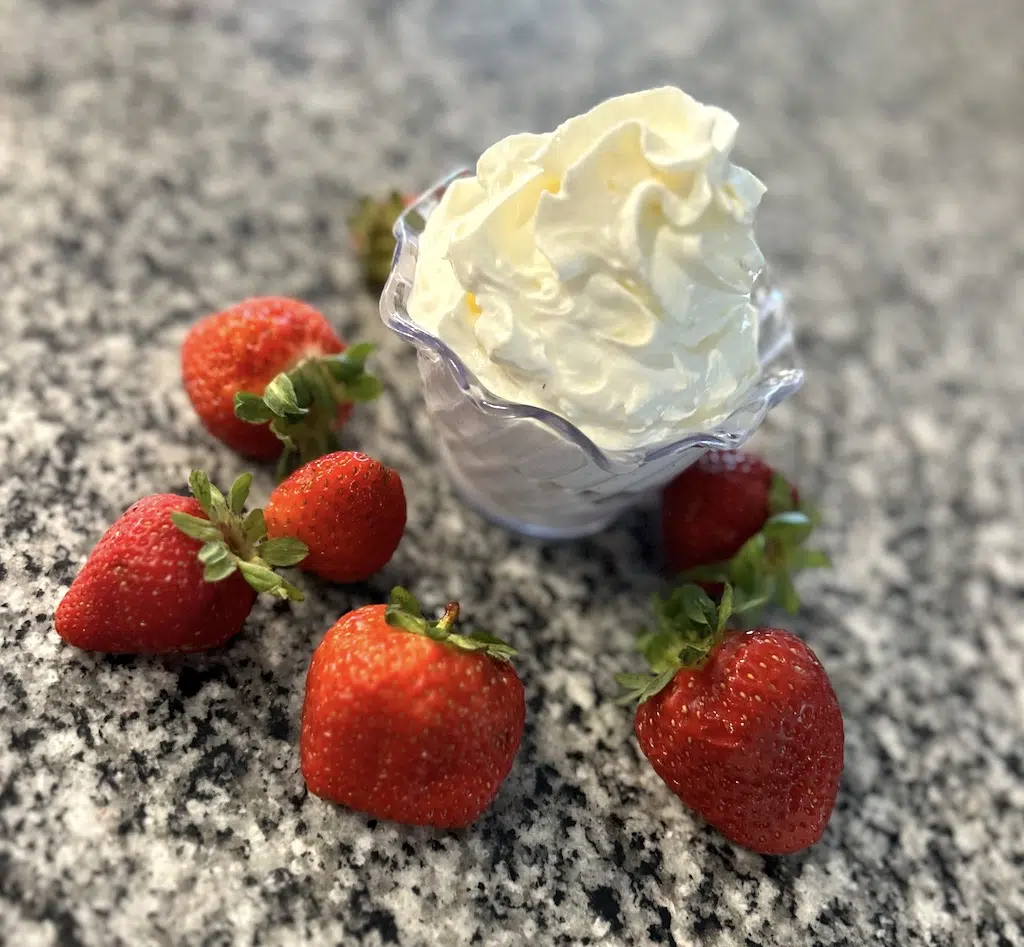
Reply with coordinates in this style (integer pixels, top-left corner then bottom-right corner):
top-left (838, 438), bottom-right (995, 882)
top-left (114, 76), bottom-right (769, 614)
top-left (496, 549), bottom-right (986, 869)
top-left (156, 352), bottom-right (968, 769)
top-left (348, 191), bottom-right (416, 291)
top-left (661, 450), bottom-right (829, 615)
top-left (301, 587), bottom-right (524, 828)
top-left (54, 471), bottom-right (308, 654)
top-left (264, 451), bottom-right (406, 583)
top-left (181, 296), bottom-right (381, 479)
top-left (618, 584), bottom-right (843, 855)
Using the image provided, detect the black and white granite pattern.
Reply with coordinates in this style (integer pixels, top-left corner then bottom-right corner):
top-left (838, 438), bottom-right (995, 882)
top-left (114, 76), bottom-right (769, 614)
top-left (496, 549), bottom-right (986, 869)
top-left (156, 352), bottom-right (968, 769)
top-left (2, 0), bottom-right (1023, 944)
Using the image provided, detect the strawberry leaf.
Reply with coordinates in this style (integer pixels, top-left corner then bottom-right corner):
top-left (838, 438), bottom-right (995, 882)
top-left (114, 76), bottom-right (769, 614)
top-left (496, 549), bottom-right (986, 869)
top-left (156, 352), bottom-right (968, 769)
top-left (203, 556), bottom-right (238, 583)
top-left (327, 344), bottom-right (375, 383)
top-left (187, 470), bottom-right (214, 517)
top-left (388, 586), bottom-right (422, 618)
top-left (235, 350), bottom-right (380, 481)
top-left (792, 548), bottom-right (832, 570)
top-left (616, 672), bottom-right (653, 692)
top-left (640, 583), bottom-right (733, 674)
top-left (233, 560), bottom-right (282, 595)
top-left (384, 590), bottom-right (516, 661)
top-left (273, 439), bottom-right (300, 483)
top-left (236, 561), bottom-right (305, 601)
top-left (344, 341), bottom-right (376, 360)
top-left (324, 348), bottom-right (384, 403)
top-left (762, 510), bottom-right (813, 546)
top-left (801, 496), bottom-right (825, 529)
top-left (711, 485), bottom-right (830, 617)
top-left (643, 669), bottom-right (679, 701)
top-left (677, 562), bottom-right (731, 584)
top-left (345, 375), bottom-right (384, 402)
top-left (677, 641), bottom-right (716, 667)
top-left (664, 471), bottom-right (831, 633)
top-left (463, 630), bottom-right (518, 660)
top-left (768, 472), bottom-right (797, 515)
top-left (274, 577), bottom-right (306, 602)
top-left (233, 392), bottom-right (274, 424)
top-left (242, 508), bottom-right (267, 546)
top-left (681, 584), bottom-right (714, 625)
top-left (171, 511), bottom-right (222, 543)
top-left (256, 536), bottom-right (309, 568)
top-left (197, 541), bottom-right (231, 565)
top-left (777, 573), bottom-right (801, 615)
top-left (236, 560), bottom-right (277, 590)
top-left (385, 607), bottom-right (429, 636)
top-left (206, 481), bottom-right (230, 524)
top-left (228, 472), bottom-right (253, 514)
top-left (730, 532), bottom-right (766, 594)
top-left (175, 469), bottom-right (308, 604)
top-left (263, 374), bottom-right (307, 420)
top-left (651, 594), bottom-right (670, 628)
top-left (448, 631), bottom-right (518, 661)
top-left (302, 369), bottom-right (333, 419)
top-left (615, 668), bottom-right (677, 706)
top-left (638, 627), bottom-right (686, 674)
top-left (716, 583), bottom-right (734, 634)
top-left (733, 589), bottom-right (770, 616)
top-left (341, 341), bottom-right (375, 364)
top-left (290, 371), bottom-right (314, 410)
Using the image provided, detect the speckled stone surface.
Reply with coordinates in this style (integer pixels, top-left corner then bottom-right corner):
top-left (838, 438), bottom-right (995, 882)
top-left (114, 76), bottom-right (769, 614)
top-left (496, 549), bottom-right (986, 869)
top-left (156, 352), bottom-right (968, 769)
top-left (2, 0), bottom-right (1023, 944)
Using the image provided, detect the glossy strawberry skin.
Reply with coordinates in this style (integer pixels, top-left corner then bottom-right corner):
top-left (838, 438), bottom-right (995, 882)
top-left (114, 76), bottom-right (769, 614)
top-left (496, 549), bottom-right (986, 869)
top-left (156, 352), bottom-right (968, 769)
top-left (301, 604), bottom-right (525, 828)
top-left (181, 297), bottom-right (345, 459)
top-left (662, 450), bottom-right (797, 576)
top-left (54, 495), bottom-right (256, 654)
top-left (634, 628), bottom-right (843, 855)
top-left (264, 451), bottom-right (406, 583)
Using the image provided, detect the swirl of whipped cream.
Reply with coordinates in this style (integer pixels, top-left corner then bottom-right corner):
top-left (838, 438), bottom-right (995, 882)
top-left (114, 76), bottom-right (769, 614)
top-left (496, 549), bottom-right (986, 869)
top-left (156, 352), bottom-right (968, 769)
top-left (407, 86), bottom-right (768, 451)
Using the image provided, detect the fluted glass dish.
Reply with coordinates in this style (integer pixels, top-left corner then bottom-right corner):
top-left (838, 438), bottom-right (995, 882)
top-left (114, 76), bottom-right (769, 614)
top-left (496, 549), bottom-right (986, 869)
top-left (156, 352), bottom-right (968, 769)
top-left (379, 168), bottom-right (804, 539)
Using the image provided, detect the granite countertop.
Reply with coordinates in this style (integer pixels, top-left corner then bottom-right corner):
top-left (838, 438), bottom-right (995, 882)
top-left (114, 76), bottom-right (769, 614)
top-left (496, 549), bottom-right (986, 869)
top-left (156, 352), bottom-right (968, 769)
top-left (2, 0), bottom-right (1023, 944)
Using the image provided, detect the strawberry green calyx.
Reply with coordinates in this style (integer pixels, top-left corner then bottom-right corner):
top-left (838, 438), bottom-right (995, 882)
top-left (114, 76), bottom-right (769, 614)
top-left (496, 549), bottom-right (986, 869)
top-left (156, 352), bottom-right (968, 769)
top-left (348, 192), bottom-right (408, 292)
top-left (616, 583), bottom-right (763, 705)
top-left (233, 343), bottom-right (382, 481)
top-left (170, 470), bottom-right (309, 600)
top-left (681, 473), bottom-right (831, 619)
top-left (383, 587), bottom-right (518, 662)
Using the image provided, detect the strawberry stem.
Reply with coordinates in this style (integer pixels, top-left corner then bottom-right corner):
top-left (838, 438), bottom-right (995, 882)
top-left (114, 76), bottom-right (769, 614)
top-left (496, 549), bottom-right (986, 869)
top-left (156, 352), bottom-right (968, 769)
top-left (384, 588), bottom-right (516, 661)
top-left (437, 603), bottom-right (460, 633)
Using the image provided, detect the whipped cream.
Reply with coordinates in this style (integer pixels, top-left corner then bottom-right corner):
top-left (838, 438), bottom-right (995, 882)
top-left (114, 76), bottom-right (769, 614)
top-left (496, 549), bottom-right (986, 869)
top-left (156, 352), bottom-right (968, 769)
top-left (407, 86), bottom-right (767, 451)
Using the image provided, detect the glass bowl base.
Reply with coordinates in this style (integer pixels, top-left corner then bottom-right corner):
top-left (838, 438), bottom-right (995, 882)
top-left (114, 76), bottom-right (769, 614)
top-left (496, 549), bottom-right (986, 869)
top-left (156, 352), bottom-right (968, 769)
top-left (438, 441), bottom-right (624, 540)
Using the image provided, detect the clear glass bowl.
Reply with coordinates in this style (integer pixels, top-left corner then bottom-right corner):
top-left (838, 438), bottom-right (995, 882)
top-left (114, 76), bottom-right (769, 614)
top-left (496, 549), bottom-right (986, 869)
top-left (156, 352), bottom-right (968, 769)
top-left (379, 168), bottom-right (804, 539)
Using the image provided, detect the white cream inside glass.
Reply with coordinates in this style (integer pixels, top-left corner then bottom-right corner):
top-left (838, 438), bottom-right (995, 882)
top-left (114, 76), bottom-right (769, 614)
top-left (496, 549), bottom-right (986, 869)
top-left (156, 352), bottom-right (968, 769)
top-left (406, 86), bottom-right (768, 451)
